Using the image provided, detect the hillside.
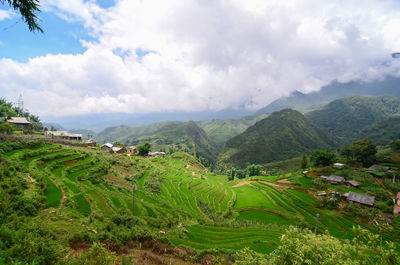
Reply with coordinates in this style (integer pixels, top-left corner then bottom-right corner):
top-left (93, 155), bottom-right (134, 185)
top-left (135, 121), bottom-right (219, 165)
top-left (216, 109), bottom-right (333, 169)
top-left (1, 137), bottom-right (398, 264)
top-left (255, 76), bottom-right (400, 115)
top-left (95, 121), bottom-right (181, 144)
top-left (307, 95), bottom-right (400, 145)
top-left (197, 115), bottom-right (266, 148)
top-left (359, 116), bottom-right (400, 145)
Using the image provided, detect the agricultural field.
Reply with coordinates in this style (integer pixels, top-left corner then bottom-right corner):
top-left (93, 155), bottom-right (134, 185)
top-left (1, 140), bottom-right (399, 263)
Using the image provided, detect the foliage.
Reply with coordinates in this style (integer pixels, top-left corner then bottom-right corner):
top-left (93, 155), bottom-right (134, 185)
top-left (246, 164), bottom-right (262, 177)
top-left (390, 139), bottom-right (400, 152)
top-left (62, 243), bottom-right (118, 265)
top-left (310, 150), bottom-right (336, 167)
top-left (307, 95), bottom-right (400, 144)
top-left (138, 142), bottom-right (151, 156)
top-left (0, 98), bottom-right (43, 131)
top-left (300, 155), bottom-right (308, 170)
top-left (0, 122), bottom-right (14, 134)
top-left (359, 116), bottom-right (400, 145)
top-left (350, 139), bottom-right (377, 167)
top-left (234, 226), bottom-right (399, 265)
top-left (217, 109), bottom-right (334, 169)
top-left (1, 0), bottom-right (42, 32)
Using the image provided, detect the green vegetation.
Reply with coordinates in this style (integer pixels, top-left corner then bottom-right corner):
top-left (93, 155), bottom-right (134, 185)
top-left (0, 136), bottom-right (399, 264)
top-left (216, 109), bottom-right (333, 169)
top-left (0, 98), bottom-right (43, 131)
top-left (307, 95), bottom-right (400, 145)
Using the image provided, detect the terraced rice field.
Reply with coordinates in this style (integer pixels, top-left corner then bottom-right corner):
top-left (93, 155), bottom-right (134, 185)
top-left (4, 144), bottom-right (379, 254)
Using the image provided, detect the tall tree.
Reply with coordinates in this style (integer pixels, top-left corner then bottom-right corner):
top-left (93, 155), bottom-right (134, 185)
top-left (1, 0), bottom-right (42, 32)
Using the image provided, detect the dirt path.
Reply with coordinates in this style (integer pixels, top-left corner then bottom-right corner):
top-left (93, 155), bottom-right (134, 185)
top-left (103, 196), bottom-right (117, 214)
top-left (375, 177), bottom-right (394, 196)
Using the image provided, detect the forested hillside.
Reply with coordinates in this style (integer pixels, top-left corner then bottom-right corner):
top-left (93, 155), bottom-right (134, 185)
top-left (135, 121), bottom-right (219, 165)
top-left (216, 109), bottom-right (333, 169)
top-left (307, 95), bottom-right (400, 144)
top-left (359, 116), bottom-right (400, 145)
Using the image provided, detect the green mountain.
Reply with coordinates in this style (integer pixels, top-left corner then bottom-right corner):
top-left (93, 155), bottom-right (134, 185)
top-left (135, 120), bottom-right (219, 164)
top-left (307, 95), bottom-right (400, 145)
top-left (359, 116), bottom-right (400, 145)
top-left (197, 115), bottom-right (266, 148)
top-left (216, 109), bottom-right (333, 169)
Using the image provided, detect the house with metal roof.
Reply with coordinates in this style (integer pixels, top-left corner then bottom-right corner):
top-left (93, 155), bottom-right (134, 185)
top-left (45, 130), bottom-right (82, 141)
top-left (345, 180), bottom-right (359, 188)
top-left (347, 192), bottom-right (375, 207)
top-left (320, 175), bottom-right (345, 184)
top-left (5, 116), bottom-right (31, 131)
top-left (101, 143), bottom-right (113, 152)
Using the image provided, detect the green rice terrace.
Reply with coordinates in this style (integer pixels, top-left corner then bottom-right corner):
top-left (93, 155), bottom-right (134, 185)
top-left (1, 139), bottom-right (399, 264)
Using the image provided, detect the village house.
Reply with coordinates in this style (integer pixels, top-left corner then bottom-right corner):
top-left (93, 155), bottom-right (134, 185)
top-left (112, 146), bottom-right (126, 154)
top-left (45, 130), bottom-right (82, 141)
top-left (101, 143), bottom-right (113, 152)
top-left (127, 146), bottom-right (137, 155)
top-left (345, 180), bottom-right (359, 188)
top-left (333, 163), bottom-right (345, 169)
top-left (85, 139), bottom-right (97, 146)
top-left (368, 164), bottom-right (390, 172)
top-left (5, 116), bottom-right (31, 131)
top-left (347, 192), bottom-right (375, 207)
top-left (320, 175), bottom-right (345, 185)
top-left (394, 192), bottom-right (400, 215)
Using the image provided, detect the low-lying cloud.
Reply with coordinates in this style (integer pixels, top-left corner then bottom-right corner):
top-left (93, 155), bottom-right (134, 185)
top-left (2, 0), bottom-right (400, 116)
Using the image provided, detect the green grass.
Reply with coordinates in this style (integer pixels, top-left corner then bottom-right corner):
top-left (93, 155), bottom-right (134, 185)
top-left (233, 185), bottom-right (279, 210)
top-left (44, 176), bottom-right (62, 207)
top-left (169, 225), bottom-right (282, 254)
top-left (237, 211), bottom-right (292, 226)
top-left (74, 194), bottom-right (91, 216)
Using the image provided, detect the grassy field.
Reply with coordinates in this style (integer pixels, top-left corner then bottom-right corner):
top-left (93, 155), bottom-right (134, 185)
top-left (4, 143), bottom-right (398, 256)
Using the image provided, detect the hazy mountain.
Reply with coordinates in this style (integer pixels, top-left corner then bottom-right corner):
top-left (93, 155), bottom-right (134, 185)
top-left (95, 121), bottom-right (180, 144)
top-left (216, 109), bottom-right (333, 170)
top-left (255, 76), bottom-right (400, 116)
top-left (42, 107), bottom-right (254, 132)
top-left (42, 122), bottom-right (66, 131)
top-left (307, 95), bottom-right (400, 145)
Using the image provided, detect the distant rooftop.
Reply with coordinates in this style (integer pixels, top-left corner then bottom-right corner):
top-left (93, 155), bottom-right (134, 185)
top-left (347, 192), bottom-right (375, 206)
top-left (6, 117), bottom-right (31, 124)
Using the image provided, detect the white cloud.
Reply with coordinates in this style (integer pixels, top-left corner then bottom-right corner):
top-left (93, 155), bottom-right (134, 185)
top-left (2, 0), bottom-right (400, 116)
top-left (0, 9), bottom-right (14, 21)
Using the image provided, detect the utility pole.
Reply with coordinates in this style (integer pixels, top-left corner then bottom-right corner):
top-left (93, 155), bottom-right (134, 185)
top-left (314, 213), bottom-right (319, 234)
top-left (132, 184), bottom-right (135, 216)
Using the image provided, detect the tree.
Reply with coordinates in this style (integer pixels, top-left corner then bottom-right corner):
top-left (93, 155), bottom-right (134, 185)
top-left (0, 122), bottom-right (14, 134)
top-left (246, 164), bottom-right (262, 177)
top-left (137, 142), bottom-right (151, 156)
top-left (1, 0), bottom-right (43, 32)
top-left (310, 150), bottom-right (336, 167)
top-left (300, 155), bottom-right (308, 170)
top-left (351, 139), bottom-right (377, 167)
top-left (340, 142), bottom-right (355, 161)
top-left (390, 140), bottom-right (400, 152)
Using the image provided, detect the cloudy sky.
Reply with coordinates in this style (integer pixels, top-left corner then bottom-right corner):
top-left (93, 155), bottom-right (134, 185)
top-left (1, 0), bottom-right (400, 118)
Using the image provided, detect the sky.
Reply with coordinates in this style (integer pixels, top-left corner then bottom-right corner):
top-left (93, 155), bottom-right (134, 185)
top-left (1, 0), bottom-right (400, 118)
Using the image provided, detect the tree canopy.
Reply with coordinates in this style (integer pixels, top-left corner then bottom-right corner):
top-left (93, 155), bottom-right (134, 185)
top-left (1, 0), bottom-right (42, 32)
top-left (138, 142), bottom-right (151, 156)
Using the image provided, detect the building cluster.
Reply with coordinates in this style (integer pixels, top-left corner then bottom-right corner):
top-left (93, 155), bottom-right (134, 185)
top-left (318, 174), bottom-right (376, 206)
top-left (45, 130), bottom-right (83, 141)
top-left (101, 143), bottom-right (138, 155)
